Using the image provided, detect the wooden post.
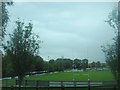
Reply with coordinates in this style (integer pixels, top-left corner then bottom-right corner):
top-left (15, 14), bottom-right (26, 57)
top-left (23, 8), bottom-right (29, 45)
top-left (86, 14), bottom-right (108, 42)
top-left (61, 81), bottom-right (64, 90)
top-left (88, 80), bottom-right (90, 90)
top-left (25, 80), bottom-right (27, 90)
top-left (11, 86), bottom-right (13, 90)
top-left (36, 80), bottom-right (38, 90)
top-left (74, 81), bottom-right (76, 90)
top-left (48, 81), bottom-right (49, 90)
top-left (15, 80), bottom-right (17, 87)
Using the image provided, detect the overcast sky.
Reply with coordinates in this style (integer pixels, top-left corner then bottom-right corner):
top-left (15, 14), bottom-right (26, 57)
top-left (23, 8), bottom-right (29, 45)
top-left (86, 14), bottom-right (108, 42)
top-left (6, 2), bottom-right (117, 62)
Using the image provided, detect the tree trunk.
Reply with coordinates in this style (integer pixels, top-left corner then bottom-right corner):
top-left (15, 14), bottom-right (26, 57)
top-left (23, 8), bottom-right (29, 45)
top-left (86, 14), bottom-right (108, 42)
top-left (18, 76), bottom-right (23, 90)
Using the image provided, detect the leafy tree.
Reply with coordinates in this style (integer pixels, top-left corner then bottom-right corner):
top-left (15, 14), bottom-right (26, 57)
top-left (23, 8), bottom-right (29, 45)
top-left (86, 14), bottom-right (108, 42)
top-left (63, 58), bottom-right (73, 70)
top-left (102, 2), bottom-right (120, 88)
top-left (32, 56), bottom-right (44, 72)
top-left (81, 59), bottom-right (88, 71)
top-left (55, 58), bottom-right (64, 71)
top-left (74, 59), bottom-right (82, 70)
top-left (96, 61), bottom-right (101, 69)
top-left (1, 2), bottom-right (13, 37)
top-left (3, 20), bottom-right (41, 87)
top-left (48, 59), bottom-right (55, 72)
top-left (2, 54), bottom-right (14, 77)
top-left (91, 61), bottom-right (96, 69)
top-left (102, 44), bottom-right (117, 77)
top-left (0, 1), bottom-right (13, 78)
top-left (44, 61), bottom-right (49, 72)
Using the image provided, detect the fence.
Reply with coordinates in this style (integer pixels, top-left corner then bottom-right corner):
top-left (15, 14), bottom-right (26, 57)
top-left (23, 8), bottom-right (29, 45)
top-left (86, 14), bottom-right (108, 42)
top-left (2, 80), bottom-right (119, 90)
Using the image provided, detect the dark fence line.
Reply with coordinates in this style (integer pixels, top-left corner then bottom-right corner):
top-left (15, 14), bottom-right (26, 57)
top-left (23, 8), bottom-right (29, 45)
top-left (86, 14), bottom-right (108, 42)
top-left (2, 80), bottom-right (119, 90)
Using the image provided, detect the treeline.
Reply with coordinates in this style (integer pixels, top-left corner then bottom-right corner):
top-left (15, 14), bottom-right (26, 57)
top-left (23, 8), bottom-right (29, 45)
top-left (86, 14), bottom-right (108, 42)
top-left (45, 58), bottom-right (107, 72)
top-left (2, 55), bottom-right (107, 78)
top-left (46, 58), bottom-right (88, 72)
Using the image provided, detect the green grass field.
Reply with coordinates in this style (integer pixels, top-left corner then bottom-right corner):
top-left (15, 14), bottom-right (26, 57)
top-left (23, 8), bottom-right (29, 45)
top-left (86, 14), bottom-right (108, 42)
top-left (24, 70), bottom-right (115, 81)
top-left (2, 70), bottom-right (116, 90)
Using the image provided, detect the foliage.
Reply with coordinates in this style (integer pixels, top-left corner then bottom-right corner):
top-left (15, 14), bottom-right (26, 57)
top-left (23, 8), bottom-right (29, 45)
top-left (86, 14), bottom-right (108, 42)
top-left (91, 61), bottom-right (96, 69)
top-left (3, 20), bottom-right (41, 86)
top-left (3, 52), bottom-right (106, 78)
top-left (2, 54), bottom-right (14, 77)
top-left (1, 2), bottom-right (13, 37)
top-left (74, 59), bottom-right (82, 69)
top-left (81, 59), bottom-right (88, 71)
top-left (102, 2), bottom-right (120, 88)
top-left (101, 43), bottom-right (118, 78)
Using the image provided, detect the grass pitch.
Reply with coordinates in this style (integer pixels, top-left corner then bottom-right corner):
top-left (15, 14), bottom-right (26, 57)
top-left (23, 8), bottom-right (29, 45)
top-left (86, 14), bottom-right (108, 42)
top-left (25, 70), bottom-right (115, 81)
top-left (2, 70), bottom-right (116, 90)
